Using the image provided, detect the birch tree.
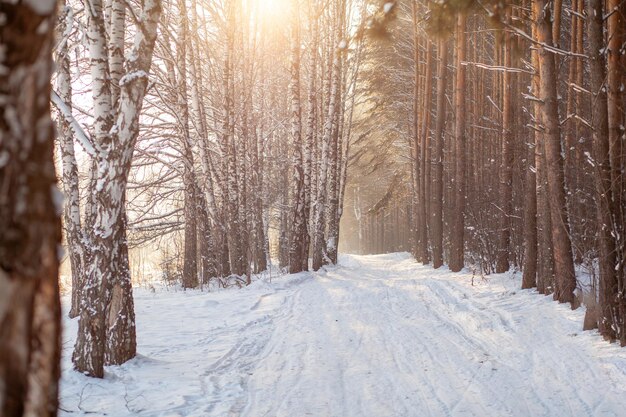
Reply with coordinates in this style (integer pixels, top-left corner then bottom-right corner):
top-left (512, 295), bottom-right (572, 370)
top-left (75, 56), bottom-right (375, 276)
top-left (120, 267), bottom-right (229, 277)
top-left (72, 0), bottom-right (162, 378)
top-left (0, 0), bottom-right (62, 414)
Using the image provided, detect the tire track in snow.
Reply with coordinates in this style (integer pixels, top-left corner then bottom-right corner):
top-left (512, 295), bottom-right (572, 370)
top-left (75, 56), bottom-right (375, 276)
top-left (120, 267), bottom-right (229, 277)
top-left (240, 254), bottom-right (626, 417)
top-left (59, 253), bottom-right (626, 417)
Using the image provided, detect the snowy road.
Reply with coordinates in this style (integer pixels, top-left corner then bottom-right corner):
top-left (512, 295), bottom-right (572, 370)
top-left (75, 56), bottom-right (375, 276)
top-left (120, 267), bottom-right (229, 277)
top-left (60, 253), bottom-right (626, 417)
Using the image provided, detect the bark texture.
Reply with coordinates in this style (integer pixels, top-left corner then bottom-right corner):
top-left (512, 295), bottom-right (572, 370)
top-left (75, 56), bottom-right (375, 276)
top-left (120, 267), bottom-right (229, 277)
top-left (0, 2), bottom-right (62, 414)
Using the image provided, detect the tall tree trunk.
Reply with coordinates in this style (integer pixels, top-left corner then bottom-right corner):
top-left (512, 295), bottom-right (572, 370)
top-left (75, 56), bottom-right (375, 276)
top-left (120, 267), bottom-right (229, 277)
top-left (411, 1), bottom-right (421, 260)
top-left (496, 10), bottom-right (514, 273)
top-left (586, 0), bottom-right (620, 340)
top-left (564, 0), bottom-right (582, 262)
top-left (530, 19), bottom-right (554, 294)
top-left (449, 13), bottom-right (467, 272)
top-left (288, 1), bottom-right (308, 273)
top-left (73, 0), bottom-right (161, 377)
top-left (432, 37), bottom-right (448, 269)
top-left (221, 1), bottom-right (246, 276)
top-left (177, 0), bottom-right (198, 289)
top-left (302, 11), bottom-right (319, 271)
top-left (418, 41), bottom-right (433, 264)
top-left (188, 0), bottom-right (218, 282)
top-left (73, 0), bottom-right (115, 377)
top-left (522, 136), bottom-right (538, 289)
top-left (0, 2), bottom-right (62, 415)
top-left (325, 0), bottom-right (346, 265)
top-left (55, 4), bottom-right (85, 318)
top-left (534, 0), bottom-right (577, 306)
top-left (312, 14), bottom-right (342, 271)
top-left (522, 33), bottom-right (538, 289)
top-left (607, 0), bottom-right (626, 344)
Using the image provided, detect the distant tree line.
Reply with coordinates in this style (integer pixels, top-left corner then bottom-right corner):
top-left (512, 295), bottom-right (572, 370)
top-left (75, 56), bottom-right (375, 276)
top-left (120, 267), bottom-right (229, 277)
top-left (346, 0), bottom-right (625, 345)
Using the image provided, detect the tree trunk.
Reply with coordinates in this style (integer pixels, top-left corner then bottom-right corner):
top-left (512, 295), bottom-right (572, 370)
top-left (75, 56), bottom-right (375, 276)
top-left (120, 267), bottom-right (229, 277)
top-left (449, 13), bottom-right (467, 272)
top-left (496, 10), bottom-right (514, 273)
top-left (220, 3), bottom-right (245, 276)
top-left (418, 41), bottom-right (433, 264)
top-left (288, 2), bottom-right (308, 273)
top-left (586, 0), bottom-right (620, 340)
top-left (55, 4), bottom-right (85, 318)
top-left (432, 37), bottom-right (448, 269)
top-left (312, 16), bottom-right (341, 270)
top-left (73, 0), bottom-right (161, 377)
top-left (177, 0), bottom-right (198, 289)
top-left (534, 0), bottom-right (577, 306)
top-left (607, 0), bottom-right (626, 345)
top-left (0, 2), bottom-right (62, 414)
top-left (302, 12), bottom-right (319, 271)
top-left (325, 0), bottom-right (346, 266)
top-left (411, 2), bottom-right (421, 260)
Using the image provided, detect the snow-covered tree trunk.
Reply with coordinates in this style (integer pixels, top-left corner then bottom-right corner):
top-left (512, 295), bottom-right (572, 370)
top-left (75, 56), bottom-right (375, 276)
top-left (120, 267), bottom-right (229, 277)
top-left (187, 0), bottom-right (219, 282)
top-left (0, 1), bottom-right (62, 414)
top-left (325, 51), bottom-right (343, 265)
top-left (312, 18), bottom-right (341, 271)
top-left (73, 0), bottom-right (115, 377)
top-left (55, 4), bottom-right (85, 319)
top-left (301, 13), bottom-right (318, 272)
top-left (279, 141), bottom-right (291, 269)
top-left (249, 81), bottom-right (267, 274)
top-left (325, 0), bottom-right (346, 266)
top-left (73, 0), bottom-right (162, 377)
top-left (238, 44), bottom-right (252, 283)
top-left (196, 186), bottom-right (216, 284)
top-left (108, 0), bottom-right (125, 107)
top-left (288, 1), bottom-right (308, 274)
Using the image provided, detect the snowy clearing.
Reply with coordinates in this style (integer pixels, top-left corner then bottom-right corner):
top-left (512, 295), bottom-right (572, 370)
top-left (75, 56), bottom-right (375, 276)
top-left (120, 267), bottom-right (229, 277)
top-left (60, 253), bottom-right (626, 417)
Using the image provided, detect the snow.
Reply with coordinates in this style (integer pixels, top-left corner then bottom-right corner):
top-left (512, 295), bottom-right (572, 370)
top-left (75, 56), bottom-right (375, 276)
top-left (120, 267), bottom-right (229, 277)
top-left (119, 71), bottom-right (149, 87)
top-left (59, 253), bottom-right (626, 417)
top-left (51, 90), bottom-right (97, 157)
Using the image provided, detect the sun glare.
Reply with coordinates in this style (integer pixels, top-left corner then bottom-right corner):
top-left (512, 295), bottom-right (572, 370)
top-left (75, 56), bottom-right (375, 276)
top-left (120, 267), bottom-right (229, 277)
top-left (254, 0), bottom-right (289, 20)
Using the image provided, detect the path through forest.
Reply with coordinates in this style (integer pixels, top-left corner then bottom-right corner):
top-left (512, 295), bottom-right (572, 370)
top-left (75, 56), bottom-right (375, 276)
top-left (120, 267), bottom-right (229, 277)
top-left (60, 253), bottom-right (626, 417)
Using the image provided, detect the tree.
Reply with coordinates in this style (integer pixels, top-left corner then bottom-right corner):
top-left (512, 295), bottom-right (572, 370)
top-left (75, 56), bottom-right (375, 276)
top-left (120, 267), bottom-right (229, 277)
top-left (431, 37), bottom-right (448, 269)
top-left (606, 0), bottom-right (626, 345)
top-left (54, 2), bottom-right (85, 318)
top-left (0, 0), bottom-right (62, 414)
top-left (312, 0), bottom-right (345, 271)
top-left (417, 41), bottom-right (433, 265)
top-left (72, 0), bottom-right (162, 378)
top-left (449, 12), bottom-right (467, 272)
top-left (586, 0), bottom-right (620, 340)
top-left (289, 0), bottom-right (309, 273)
top-left (495, 7), bottom-right (514, 273)
top-left (533, 0), bottom-right (577, 306)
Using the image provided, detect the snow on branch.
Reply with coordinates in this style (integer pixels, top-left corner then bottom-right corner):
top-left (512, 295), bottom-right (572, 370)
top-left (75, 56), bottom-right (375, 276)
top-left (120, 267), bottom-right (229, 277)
top-left (51, 90), bottom-right (97, 157)
top-left (461, 61), bottom-right (533, 75)
top-left (119, 70), bottom-right (149, 87)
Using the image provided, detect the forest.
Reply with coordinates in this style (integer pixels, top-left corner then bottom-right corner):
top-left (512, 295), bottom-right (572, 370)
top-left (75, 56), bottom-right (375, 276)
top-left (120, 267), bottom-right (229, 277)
top-left (0, 0), bottom-right (625, 415)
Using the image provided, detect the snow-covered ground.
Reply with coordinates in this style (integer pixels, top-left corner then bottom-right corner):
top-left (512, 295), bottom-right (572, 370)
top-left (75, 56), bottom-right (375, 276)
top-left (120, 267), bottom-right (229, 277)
top-left (59, 253), bottom-right (626, 417)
